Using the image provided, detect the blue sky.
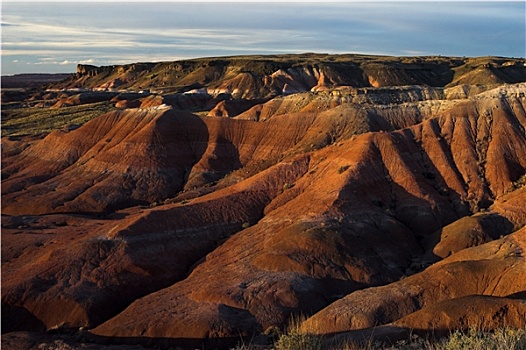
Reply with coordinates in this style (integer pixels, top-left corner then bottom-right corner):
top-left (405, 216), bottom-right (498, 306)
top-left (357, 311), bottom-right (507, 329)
top-left (1, 1), bottom-right (525, 75)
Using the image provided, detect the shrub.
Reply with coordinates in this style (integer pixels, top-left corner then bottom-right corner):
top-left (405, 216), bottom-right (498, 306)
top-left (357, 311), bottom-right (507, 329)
top-left (334, 327), bottom-right (526, 350)
top-left (274, 315), bottom-right (323, 350)
top-left (234, 326), bottom-right (526, 350)
top-left (36, 340), bottom-right (74, 350)
top-left (275, 332), bottom-right (322, 350)
top-left (436, 327), bottom-right (526, 350)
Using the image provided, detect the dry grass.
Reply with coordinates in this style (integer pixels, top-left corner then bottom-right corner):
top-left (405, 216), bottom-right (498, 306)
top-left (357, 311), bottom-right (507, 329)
top-left (229, 326), bottom-right (526, 350)
top-left (274, 315), bottom-right (323, 350)
top-left (1, 101), bottom-right (114, 137)
top-left (333, 327), bottom-right (526, 350)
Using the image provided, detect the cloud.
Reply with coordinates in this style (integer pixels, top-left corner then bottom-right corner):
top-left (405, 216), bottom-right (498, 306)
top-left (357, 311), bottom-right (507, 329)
top-left (59, 59), bottom-right (95, 65)
top-left (1, 1), bottom-right (524, 75)
top-left (2, 12), bottom-right (306, 54)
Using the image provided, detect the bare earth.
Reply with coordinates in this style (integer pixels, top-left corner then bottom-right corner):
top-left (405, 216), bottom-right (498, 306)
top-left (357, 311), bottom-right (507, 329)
top-left (2, 54), bottom-right (526, 349)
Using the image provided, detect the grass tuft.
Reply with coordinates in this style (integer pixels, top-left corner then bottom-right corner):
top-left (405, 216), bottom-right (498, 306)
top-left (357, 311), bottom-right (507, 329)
top-left (230, 326), bottom-right (526, 350)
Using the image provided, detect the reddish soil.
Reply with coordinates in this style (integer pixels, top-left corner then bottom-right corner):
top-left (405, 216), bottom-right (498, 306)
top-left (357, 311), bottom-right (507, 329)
top-left (2, 55), bottom-right (525, 349)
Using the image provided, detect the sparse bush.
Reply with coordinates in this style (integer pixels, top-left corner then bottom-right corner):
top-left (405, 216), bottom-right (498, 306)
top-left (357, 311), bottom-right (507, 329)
top-left (230, 339), bottom-right (256, 350)
top-left (274, 315), bottom-right (323, 350)
top-left (332, 337), bottom-right (381, 350)
top-left (37, 340), bottom-right (74, 350)
top-left (275, 332), bottom-right (323, 350)
top-left (332, 327), bottom-right (526, 350)
top-left (229, 326), bottom-right (526, 350)
top-left (512, 174), bottom-right (526, 190)
top-left (434, 327), bottom-right (526, 350)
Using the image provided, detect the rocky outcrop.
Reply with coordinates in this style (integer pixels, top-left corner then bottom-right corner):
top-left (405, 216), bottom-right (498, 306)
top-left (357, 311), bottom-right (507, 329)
top-left (2, 57), bottom-right (526, 349)
top-left (2, 108), bottom-right (208, 214)
top-left (50, 92), bottom-right (118, 108)
top-left (207, 99), bottom-right (267, 118)
top-left (301, 226), bottom-right (526, 334)
top-left (54, 55), bottom-right (526, 98)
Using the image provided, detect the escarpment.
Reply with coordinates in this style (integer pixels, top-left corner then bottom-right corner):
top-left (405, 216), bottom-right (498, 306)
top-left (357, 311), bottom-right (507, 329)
top-left (62, 54), bottom-right (526, 97)
top-left (2, 54), bottom-right (526, 349)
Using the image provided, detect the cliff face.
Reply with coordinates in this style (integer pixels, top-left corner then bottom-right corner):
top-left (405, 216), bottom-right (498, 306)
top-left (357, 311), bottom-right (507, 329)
top-left (59, 54), bottom-right (526, 98)
top-left (2, 54), bottom-right (526, 349)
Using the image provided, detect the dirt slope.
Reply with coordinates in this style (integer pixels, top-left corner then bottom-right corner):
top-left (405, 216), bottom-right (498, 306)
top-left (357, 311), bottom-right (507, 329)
top-left (2, 85), bottom-right (458, 216)
top-left (301, 226), bottom-right (526, 334)
top-left (2, 55), bottom-right (526, 348)
top-left (88, 85), bottom-right (526, 343)
top-left (53, 54), bottom-right (526, 98)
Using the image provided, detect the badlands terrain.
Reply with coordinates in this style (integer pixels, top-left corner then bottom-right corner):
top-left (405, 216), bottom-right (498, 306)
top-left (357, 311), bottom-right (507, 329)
top-left (2, 54), bottom-right (526, 349)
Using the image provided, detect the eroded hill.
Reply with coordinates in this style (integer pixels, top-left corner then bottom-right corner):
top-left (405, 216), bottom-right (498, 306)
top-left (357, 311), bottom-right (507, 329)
top-left (2, 54), bottom-right (526, 349)
top-left (55, 54), bottom-right (526, 97)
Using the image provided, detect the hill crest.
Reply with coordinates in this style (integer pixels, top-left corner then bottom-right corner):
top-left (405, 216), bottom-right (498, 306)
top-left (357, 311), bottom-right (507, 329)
top-left (2, 54), bottom-right (526, 350)
top-left (53, 54), bottom-right (526, 98)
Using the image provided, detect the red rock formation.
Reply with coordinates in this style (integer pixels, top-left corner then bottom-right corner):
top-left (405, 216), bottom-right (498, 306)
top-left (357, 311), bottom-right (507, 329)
top-left (2, 71), bottom-right (525, 348)
top-left (115, 99), bottom-right (141, 109)
top-left (207, 99), bottom-right (266, 118)
top-left (56, 55), bottom-right (525, 98)
top-left (50, 92), bottom-right (117, 108)
top-left (301, 226), bottom-right (526, 334)
top-left (2, 108), bottom-right (208, 214)
top-left (87, 84), bottom-right (526, 343)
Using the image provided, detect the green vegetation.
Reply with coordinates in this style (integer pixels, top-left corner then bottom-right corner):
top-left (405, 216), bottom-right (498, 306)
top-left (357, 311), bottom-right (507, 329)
top-left (274, 315), bottom-right (323, 350)
top-left (434, 327), bottom-right (526, 350)
top-left (336, 327), bottom-right (526, 350)
top-left (1, 101), bottom-right (115, 137)
top-left (275, 332), bottom-right (323, 350)
top-left (69, 54), bottom-right (525, 94)
top-left (231, 326), bottom-right (526, 350)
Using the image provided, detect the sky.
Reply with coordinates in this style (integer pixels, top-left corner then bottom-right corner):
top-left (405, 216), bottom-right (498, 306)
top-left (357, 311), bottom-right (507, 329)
top-left (1, 1), bottom-right (525, 75)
